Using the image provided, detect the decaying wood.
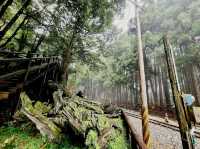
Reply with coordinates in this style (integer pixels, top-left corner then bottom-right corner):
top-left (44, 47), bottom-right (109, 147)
top-left (20, 92), bottom-right (62, 142)
top-left (19, 90), bottom-right (129, 148)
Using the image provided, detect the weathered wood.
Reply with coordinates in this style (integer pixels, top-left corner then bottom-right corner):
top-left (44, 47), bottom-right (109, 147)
top-left (122, 110), bottom-right (147, 149)
top-left (163, 35), bottom-right (194, 149)
top-left (20, 92), bottom-right (62, 142)
top-left (0, 57), bottom-right (59, 62)
top-left (0, 63), bottom-right (49, 79)
top-left (19, 91), bottom-right (130, 148)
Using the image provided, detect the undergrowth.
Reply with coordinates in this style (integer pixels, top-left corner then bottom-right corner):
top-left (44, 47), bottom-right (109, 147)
top-left (0, 123), bottom-right (81, 149)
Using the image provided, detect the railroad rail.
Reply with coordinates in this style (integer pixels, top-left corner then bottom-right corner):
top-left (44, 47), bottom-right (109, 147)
top-left (123, 110), bottom-right (200, 138)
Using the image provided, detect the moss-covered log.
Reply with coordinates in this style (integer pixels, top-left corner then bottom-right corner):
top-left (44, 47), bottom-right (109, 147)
top-left (19, 91), bottom-right (130, 149)
top-left (20, 92), bottom-right (62, 142)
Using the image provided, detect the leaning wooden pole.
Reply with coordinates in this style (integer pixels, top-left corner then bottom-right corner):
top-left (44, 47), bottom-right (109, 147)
top-left (163, 35), bottom-right (194, 149)
top-left (135, 0), bottom-right (151, 147)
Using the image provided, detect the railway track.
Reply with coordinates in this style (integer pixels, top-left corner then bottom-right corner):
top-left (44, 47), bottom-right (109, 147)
top-left (123, 110), bottom-right (200, 138)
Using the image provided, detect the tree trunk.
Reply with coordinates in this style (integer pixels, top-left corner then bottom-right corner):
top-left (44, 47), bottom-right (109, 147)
top-left (149, 78), bottom-right (156, 105)
top-left (0, 15), bottom-right (28, 48)
top-left (0, 0), bottom-right (14, 19)
top-left (61, 47), bottom-right (71, 84)
top-left (154, 66), bottom-right (159, 106)
top-left (31, 34), bottom-right (45, 53)
top-left (0, 0), bottom-right (31, 41)
top-left (158, 67), bottom-right (163, 107)
top-left (162, 69), bottom-right (171, 108)
top-left (146, 79), bottom-right (150, 106)
top-left (0, 0), bottom-right (5, 7)
top-left (18, 31), bottom-right (28, 51)
top-left (191, 65), bottom-right (200, 105)
top-left (135, 72), bottom-right (139, 107)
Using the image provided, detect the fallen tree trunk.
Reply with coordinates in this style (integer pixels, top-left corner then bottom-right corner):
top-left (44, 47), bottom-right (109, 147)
top-left (20, 92), bottom-right (62, 142)
top-left (19, 91), bottom-right (130, 148)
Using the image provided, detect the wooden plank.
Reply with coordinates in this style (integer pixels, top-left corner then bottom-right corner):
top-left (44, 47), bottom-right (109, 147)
top-left (0, 63), bottom-right (49, 79)
top-left (0, 56), bottom-right (60, 62)
top-left (0, 92), bottom-right (9, 100)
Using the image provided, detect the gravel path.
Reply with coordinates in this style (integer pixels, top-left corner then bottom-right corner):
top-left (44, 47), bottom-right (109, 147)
top-left (127, 116), bottom-right (200, 149)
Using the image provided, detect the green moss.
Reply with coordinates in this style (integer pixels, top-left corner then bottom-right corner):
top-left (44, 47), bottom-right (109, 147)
top-left (0, 126), bottom-right (81, 149)
top-left (85, 130), bottom-right (100, 149)
top-left (107, 134), bottom-right (129, 149)
top-left (34, 101), bottom-right (52, 114)
top-left (111, 118), bottom-right (124, 130)
top-left (97, 115), bottom-right (110, 132)
top-left (20, 92), bottom-right (62, 142)
top-left (107, 118), bottom-right (130, 149)
top-left (19, 93), bottom-right (130, 149)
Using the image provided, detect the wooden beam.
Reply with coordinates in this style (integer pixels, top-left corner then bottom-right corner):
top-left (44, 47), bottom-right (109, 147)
top-left (0, 63), bottom-right (50, 79)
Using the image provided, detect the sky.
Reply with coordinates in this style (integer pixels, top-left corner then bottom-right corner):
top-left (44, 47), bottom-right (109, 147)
top-left (113, 1), bottom-right (135, 33)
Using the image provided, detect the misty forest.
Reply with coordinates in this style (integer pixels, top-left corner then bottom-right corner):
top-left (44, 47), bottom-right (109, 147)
top-left (0, 0), bottom-right (200, 149)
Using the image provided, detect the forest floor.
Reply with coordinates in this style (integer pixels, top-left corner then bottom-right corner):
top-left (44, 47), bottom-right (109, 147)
top-left (0, 123), bottom-right (82, 149)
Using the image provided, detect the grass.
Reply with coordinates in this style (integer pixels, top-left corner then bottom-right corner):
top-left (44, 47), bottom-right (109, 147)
top-left (0, 123), bottom-right (81, 149)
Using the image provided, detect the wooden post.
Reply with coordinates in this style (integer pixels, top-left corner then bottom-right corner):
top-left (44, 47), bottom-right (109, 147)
top-left (163, 35), bottom-right (194, 149)
top-left (135, 0), bottom-right (151, 147)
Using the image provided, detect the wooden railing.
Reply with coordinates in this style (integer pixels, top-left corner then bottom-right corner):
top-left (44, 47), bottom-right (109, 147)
top-left (0, 55), bottom-right (62, 92)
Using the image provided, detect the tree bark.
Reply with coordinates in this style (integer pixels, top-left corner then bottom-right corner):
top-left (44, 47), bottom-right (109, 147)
top-left (0, 0), bottom-right (31, 41)
top-left (0, 15), bottom-right (28, 48)
top-left (0, 0), bottom-right (5, 7)
top-left (0, 0), bottom-right (14, 19)
top-left (135, 72), bottom-right (139, 106)
top-left (162, 69), bottom-right (171, 107)
top-left (191, 65), bottom-right (200, 105)
top-left (158, 67), bottom-right (163, 107)
top-left (31, 34), bottom-right (45, 53)
top-left (135, 0), bottom-right (151, 146)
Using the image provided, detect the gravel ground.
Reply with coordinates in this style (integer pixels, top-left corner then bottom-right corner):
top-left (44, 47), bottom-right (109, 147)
top-left (127, 116), bottom-right (200, 149)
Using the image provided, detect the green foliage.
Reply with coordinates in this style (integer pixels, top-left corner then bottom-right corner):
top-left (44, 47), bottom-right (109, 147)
top-left (0, 126), bottom-right (81, 149)
top-left (75, 32), bottom-right (137, 90)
